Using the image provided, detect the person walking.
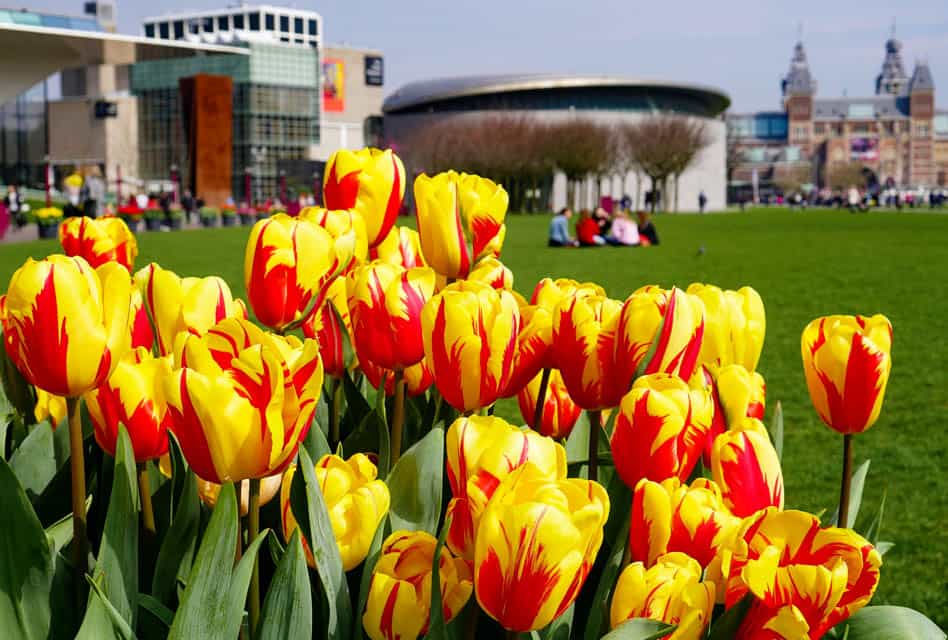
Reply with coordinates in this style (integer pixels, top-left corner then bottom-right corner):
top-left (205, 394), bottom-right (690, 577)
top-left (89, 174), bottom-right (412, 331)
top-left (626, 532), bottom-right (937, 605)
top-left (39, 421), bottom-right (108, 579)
top-left (698, 190), bottom-right (708, 214)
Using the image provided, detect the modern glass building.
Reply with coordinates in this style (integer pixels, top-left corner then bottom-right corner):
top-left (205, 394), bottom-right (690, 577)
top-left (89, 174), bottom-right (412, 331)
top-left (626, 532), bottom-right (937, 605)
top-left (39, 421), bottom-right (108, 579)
top-left (143, 5), bottom-right (320, 49)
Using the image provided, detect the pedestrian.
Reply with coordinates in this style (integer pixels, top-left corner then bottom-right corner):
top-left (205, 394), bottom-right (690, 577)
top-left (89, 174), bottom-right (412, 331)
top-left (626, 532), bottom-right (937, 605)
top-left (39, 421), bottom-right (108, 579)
top-left (698, 190), bottom-right (707, 214)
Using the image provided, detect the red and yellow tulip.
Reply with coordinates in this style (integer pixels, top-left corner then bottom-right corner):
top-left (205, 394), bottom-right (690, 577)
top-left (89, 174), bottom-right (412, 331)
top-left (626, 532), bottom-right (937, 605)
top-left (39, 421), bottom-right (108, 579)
top-left (686, 283), bottom-right (765, 372)
top-left (164, 317), bottom-right (323, 482)
top-left (615, 285), bottom-right (706, 387)
top-left (323, 147), bottom-right (405, 248)
top-left (413, 171), bottom-right (508, 280)
top-left (721, 508), bottom-right (881, 639)
top-left (466, 256), bottom-right (513, 291)
top-left (1, 255), bottom-right (131, 397)
top-left (474, 463), bottom-right (609, 632)
top-left (715, 364), bottom-right (766, 425)
top-left (610, 552), bottom-right (715, 639)
top-left (517, 368), bottom-right (582, 439)
top-left (302, 278), bottom-right (352, 379)
top-left (421, 281), bottom-right (520, 412)
top-left (299, 206), bottom-right (368, 271)
top-left (347, 261), bottom-right (436, 371)
top-left (711, 418), bottom-right (784, 517)
top-left (445, 415), bottom-right (567, 560)
top-left (34, 388), bottom-right (66, 428)
top-left (85, 347), bottom-right (172, 461)
top-left (531, 277), bottom-right (606, 309)
top-left (363, 530), bottom-right (472, 640)
top-left (551, 295), bottom-right (625, 410)
top-left (360, 357), bottom-right (433, 397)
top-left (370, 225), bottom-right (428, 268)
top-left (59, 216), bottom-right (138, 271)
top-left (610, 373), bottom-right (713, 490)
top-left (281, 453), bottom-right (390, 571)
top-left (801, 314), bottom-right (892, 435)
top-left (129, 288), bottom-right (155, 351)
top-left (135, 263), bottom-right (246, 356)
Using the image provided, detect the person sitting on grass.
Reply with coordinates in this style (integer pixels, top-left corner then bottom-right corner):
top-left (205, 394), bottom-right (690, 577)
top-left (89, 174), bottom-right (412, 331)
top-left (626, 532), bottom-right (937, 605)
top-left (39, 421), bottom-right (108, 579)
top-left (637, 211), bottom-right (660, 246)
top-left (605, 210), bottom-right (640, 246)
top-left (548, 207), bottom-right (579, 247)
top-left (576, 209), bottom-right (606, 246)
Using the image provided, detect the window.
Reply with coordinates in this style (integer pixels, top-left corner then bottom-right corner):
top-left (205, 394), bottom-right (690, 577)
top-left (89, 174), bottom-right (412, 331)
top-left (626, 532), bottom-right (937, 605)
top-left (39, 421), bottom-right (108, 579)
top-left (833, 123), bottom-right (844, 137)
top-left (917, 122), bottom-right (930, 137)
top-left (280, 36), bottom-right (289, 42)
top-left (202, 17), bottom-right (213, 32)
top-left (851, 122), bottom-right (870, 134)
top-left (848, 104), bottom-right (874, 119)
top-left (794, 126), bottom-right (806, 138)
top-left (814, 123), bottom-right (825, 135)
top-left (280, 15), bottom-right (289, 31)
top-left (234, 14), bottom-right (244, 29)
top-left (308, 19), bottom-right (317, 35)
top-left (295, 38), bottom-right (304, 45)
top-left (265, 13), bottom-right (274, 30)
top-left (144, 23), bottom-right (155, 37)
top-left (217, 16), bottom-right (228, 30)
top-left (294, 17), bottom-right (304, 33)
top-left (173, 20), bottom-right (184, 38)
top-left (249, 13), bottom-right (260, 30)
top-left (158, 22), bottom-right (169, 39)
top-left (189, 20), bottom-right (199, 34)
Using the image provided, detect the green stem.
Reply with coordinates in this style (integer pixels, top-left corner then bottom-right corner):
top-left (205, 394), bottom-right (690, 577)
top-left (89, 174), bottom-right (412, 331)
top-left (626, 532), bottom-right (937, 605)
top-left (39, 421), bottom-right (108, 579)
top-left (838, 434), bottom-right (854, 528)
top-left (137, 462), bottom-right (156, 538)
top-left (330, 376), bottom-right (342, 448)
top-left (506, 629), bottom-right (520, 640)
top-left (533, 367), bottom-right (552, 429)
top-left (464, 606), bottom-right (479, 640)
top-left (66, 397), bottom-right (88, 576)
top-left (588, 409), bottom-right (602, 483)
top-left (247, 478), bottom-right (261, 637)
top-left (391, 369), bottom-right (406, 465)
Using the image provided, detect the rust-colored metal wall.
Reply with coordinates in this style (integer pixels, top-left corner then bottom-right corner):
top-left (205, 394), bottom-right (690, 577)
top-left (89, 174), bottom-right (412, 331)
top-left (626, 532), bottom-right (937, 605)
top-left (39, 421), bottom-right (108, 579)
top-left (179, 74), bottom-right (233, 207)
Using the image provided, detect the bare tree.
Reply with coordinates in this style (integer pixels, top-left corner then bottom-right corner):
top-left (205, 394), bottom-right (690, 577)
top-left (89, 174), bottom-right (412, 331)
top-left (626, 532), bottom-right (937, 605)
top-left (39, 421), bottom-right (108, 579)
top-left (825, 162), bottom-right (868, 190)
top-left (668, 120), bottom-right (711, 211)
top-left (774, 164), bottom-right (811, 196)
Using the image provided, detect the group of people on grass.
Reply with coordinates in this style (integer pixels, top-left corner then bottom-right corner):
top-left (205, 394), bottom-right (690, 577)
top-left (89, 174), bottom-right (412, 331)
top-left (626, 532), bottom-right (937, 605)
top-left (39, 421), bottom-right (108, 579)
top-left (549, 206), bottom-right (659, 248)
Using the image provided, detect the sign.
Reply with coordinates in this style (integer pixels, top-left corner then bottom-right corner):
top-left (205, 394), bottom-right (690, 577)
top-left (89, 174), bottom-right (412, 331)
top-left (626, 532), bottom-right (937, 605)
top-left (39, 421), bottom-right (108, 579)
top-left (94, 100), bottom-right (118, 118)
top-left (364, 55), bottom-right (384, 86)
top-left (850, 137), bottom-right (879, 162)
top-left (322, 59), bottom-right (345, 112)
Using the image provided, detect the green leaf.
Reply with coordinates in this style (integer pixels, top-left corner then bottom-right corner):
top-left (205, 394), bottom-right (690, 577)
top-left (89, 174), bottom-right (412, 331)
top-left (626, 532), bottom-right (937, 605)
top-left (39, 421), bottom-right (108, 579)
top-left (834, 605), bottom-right (946, 640)
top-left (257, 530), bottom-right (313, 640)
top-left (600, 618), bottom-right (677, 639)
top-left (372, 409), bottom-right (391, 478)
top-left (769, 400), bottom-right (783, 461)
top-left (829, 459), bottom-right (870, 527)
top-left (84, 575), bottom-right (138, 640)
top-left (9, 420), bottom-right (70, 499)
top-left (290, 447), bottom-right (354, 640)
top-left (632, 311), bottom-right (669, 386)
top-left (44, 495), bottom-right (92, 556)
top-left (875, 541), bottom-right (895, 556)
top-left (583, 510), bottom-right (631, 640)
top-left (387, 427), bottom-right (444, 535)
top-left (138, 593), bottom-right (174, 629)
top-left (539, 603), bottom-right (574, 640)
top-left (862, 487), bottom-right (886, 545)
top-left (425, 514), bottom-right (453, 640)
top-left (303, 410), bottom-right (333, 461)
top-left (706, 593), bottom-right (754, 640)
top-left (342, 407), bottom-right (390, 474)
top-left (223, 530), bottom-right (269, 636)
top-left (0, 416), bottom-right (9, 459)
top-left (0, 457), bottom-right (54, 640)
top-left (355, 516), bottom-right (388, 639)
top-left (77, 425), bottom-right (140, 639)
top-left (0, 333), bottom-right (36, 423)
top-left (151, 465), bottom-right (199, 606)
top-left (342, 369), bottom-right (373, 435)
top-left (268, 531), bottom-right (287, 568)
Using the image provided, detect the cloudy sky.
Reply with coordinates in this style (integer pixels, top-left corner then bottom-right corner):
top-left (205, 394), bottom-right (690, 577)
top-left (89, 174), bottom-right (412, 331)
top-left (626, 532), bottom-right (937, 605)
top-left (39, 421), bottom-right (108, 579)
top-left (34, 0), bottom-right (948, 111)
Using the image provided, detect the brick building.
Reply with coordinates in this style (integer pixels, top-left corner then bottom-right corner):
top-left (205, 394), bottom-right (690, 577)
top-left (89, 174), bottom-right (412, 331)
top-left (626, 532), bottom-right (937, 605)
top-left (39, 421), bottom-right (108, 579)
top-left (728, 35), bottom-right (948, 200)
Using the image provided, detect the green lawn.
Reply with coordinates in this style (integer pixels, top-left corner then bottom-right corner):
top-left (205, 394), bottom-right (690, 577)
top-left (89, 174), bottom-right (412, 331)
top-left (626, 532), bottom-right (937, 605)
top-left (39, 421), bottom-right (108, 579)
top-left (2, 208), bottom-right (946, 626)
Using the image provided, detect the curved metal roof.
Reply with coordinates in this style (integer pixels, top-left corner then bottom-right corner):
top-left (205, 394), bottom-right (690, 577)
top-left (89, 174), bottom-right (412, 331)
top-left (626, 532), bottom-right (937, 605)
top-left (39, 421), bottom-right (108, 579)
top-left (383, 73), bottom-right (731, 115)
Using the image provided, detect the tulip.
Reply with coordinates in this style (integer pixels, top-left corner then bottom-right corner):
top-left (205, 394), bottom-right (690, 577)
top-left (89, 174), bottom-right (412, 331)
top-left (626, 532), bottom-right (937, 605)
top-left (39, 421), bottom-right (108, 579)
top-left (197, 473), bottom-right (282, 516)
top-left (610, 373), bottom-right (713, 490)
top-left (711, 418), bottom-right (784, 517)
top-left (85, 347), bottom-right (172, 462)
top-left (720, 508), bottom-right (881, 639)
top-left (610, 552), bottom-right (715, 639)
top-left (323, 147), bottom-right (405, 248)
top-left (34, 388), bottom-right (66, 429)
top-left (2, 255), bottom-right (131, 397)
top-left (504, 303), bottom-right (555, 398)
top-left (615, 285), bottom-right (706, 388)
top-left (466, 256), bottom-right (513, 291)
top-left (164, 317), bottom-right (323, 483)
top-left (281, 454), bottom-right (390, 571)
top-left (445, 415), bottom-right (567, 560)
top-left (347, 261), bottom-right (436, 372)
top-left (414, 171), bottom-right (508, 280)
top-left (360, 357), bottom-right (433, 397)
top-left (370, 225), bottom-right (427, 268)
top-left (686, 283), bottom-right (765, 372)
top-left (629, 477), bottom-right (740, 571)
top-left (135, 263), bottom-right (246, 356)
top-left (59, 216), bottom-right (138, 271)
top-left (715, 364), bottom-right (766, 425)
top-left (421, 281), bottom-right (520, 412)
top-left (299, 206), bottom-right (369, 272)
top-left (530, 277), bottom-right (605, 308)
top-left (363, 530), bottom-right (472, 640)
top-left (302, 277), bottom-right (353, 380)
top-left (475, 463), bottom-right (609, 632)
top-left (517, 368), bottom-right (582, 439)
top-left (130, 287), bottom-right (155, 351)
top-left (244, 213), bottom-right (344, 331)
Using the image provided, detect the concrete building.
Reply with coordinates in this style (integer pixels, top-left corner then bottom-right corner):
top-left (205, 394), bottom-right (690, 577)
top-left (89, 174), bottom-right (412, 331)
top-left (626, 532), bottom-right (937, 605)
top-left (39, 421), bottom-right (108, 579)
top-left (729, 35), bottom-right (948, 200)
top-left (383, 74), bottom-right (731, 212)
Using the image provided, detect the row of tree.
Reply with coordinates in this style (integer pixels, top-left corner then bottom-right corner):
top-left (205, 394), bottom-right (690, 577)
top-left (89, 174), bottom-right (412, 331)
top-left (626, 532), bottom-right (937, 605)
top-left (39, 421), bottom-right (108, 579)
top-left (396, 114), bottom-right (711, 213)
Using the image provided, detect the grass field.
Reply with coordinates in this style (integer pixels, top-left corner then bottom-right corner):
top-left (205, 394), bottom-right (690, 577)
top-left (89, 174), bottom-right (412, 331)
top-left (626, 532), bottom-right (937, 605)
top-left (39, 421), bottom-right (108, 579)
top-left (2, 208), bottom-right (946, 626)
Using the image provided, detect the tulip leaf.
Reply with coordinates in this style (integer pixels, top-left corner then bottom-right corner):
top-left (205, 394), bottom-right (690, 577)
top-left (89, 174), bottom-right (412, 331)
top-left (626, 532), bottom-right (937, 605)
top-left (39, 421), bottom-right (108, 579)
top-left (355, 516), bottom-right (389, 639)
top-left (138, 593), bottom-right (174, 629)
top-left (84, 575), bottom-right (138, 640)
top-left (44, 495), bottom-right (92, 556)
top-left (425, 514), bottom-right (453, 640)
top-left (0, 334), bottom-right (36, 425)
top-left (539, 603), bottom-right (574, 640)
top-left (342, 369), bottom-right (373, 435)
top-left (303, 411), bottom-right (333, 462)
top-left (862, 487), bottom-right (887, 545)
top-left (258, 530), bottom-right (312, 640)
top-left (224, 530), bottom-right (269, 636)
top-left (151, 464), bottom-right (199, 607)
top-left (876, 541), bottom-right (894, 556)
top-left (0, 417), bottom-right (8, 460)
top-left (583, 508), bottom-right (631, 640)
top-left (77, 425), bottom-right (140, 640)
top-left (769, 401), bottom-right (783, 461)
top-left (372, 409), bottom-right (391, 478)
top-left (829, 459), bottom-right (871, 527)
top-left (387, 426), bottom-right (444, 536)
top-left (0, 456), bottom-right (55, 640)
top-left (290, 446), bottom-right (353, 640)
top-left (832, 605), bottom-right (946, 640)
top-left (600, 619), bottom-right (677, 640)
top-left (631, 311), bottom-right (668, 388)
top-left (706, 593), bottom-right (755, 640)
top-left (268, 531), bottom-right (287, 568)
top-left (9, 419), bottom-right (70, 500)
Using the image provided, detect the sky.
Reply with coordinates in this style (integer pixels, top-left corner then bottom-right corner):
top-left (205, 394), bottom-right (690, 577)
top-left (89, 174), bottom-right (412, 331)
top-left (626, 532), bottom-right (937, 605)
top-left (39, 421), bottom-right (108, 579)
top-left (32, 0), bottom-right (948, 111)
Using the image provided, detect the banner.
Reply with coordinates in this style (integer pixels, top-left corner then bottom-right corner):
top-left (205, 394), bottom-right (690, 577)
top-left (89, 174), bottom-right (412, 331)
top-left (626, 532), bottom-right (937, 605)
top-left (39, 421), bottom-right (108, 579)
top-left (322, 59), bottom-right (345, 112)
top-left (365, 56), bottom-right (384, 86)
top-left (850, 137), bottom-right (879, 162)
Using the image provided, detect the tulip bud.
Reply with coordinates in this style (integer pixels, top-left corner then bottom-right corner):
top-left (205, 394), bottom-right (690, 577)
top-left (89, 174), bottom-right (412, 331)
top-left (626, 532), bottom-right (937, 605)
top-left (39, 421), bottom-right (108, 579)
top-left (34, 388), bottom-right (66, 429)
top-left (281, 454), bottom-right (389, 571)
top-left (686, 283), bottom-right (765, 372)
top-left (801, 314), bottom-right (892, 435)
top-left (1, 255), bottom-right (131, 397)
top-left (198, 473), bottom-right (282, 517)
top-left (711, 418), bottom-right (784, 517)
top-left (445, 415), bottom-right (567, 560)
top-left (360, 357), bottom-right (433, 397)
top-left (530, 277), bottom-right (606, 308)
top-left (421, 281), bottom-right (520, 412)
top-left (517, 369), bottom-right (582, 439)
top-left (475, 463), bottom-right (609, 632)
top-left (363, 530), bottom-right (472, 640)
top-left (59, 216), bottom-right (138, 272)
top-left (299, 206), bottom-right (369, 273)
top-left (302, 278), bottom-right (353, 379)
top-left (466, 256), bottom-right (513, 291)
top-left (370, 225), bottom-right (428, 268)
top-left (414, 171), bottom-right (507, 280)
top-left (715, 364), bottom-right (766, 425)
top-left (610, 552), bottom-right (715, 638)
top-left (323, 147), bottom-right (405, 248)
top-left (610, 373), bottom-right (713, 490)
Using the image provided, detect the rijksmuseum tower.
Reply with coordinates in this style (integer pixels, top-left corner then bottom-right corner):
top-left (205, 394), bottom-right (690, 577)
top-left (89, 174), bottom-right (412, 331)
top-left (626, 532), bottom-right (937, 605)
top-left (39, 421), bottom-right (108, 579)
top-left (728, 33), bottom-right (948, 194)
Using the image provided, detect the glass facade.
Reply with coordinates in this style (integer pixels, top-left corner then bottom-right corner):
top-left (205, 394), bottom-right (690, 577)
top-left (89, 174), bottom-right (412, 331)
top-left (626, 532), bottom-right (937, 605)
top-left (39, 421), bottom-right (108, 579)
top-left (0, 80), bottom-right (49, 187)
top-left (143, 8), bottom-right (320, 49)
top-left (132, 43), bottom-right (320, 200)
top-left (0, 9), bottom-right (100, 31)
top-left (728, 112), bottom-right (789, 140)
